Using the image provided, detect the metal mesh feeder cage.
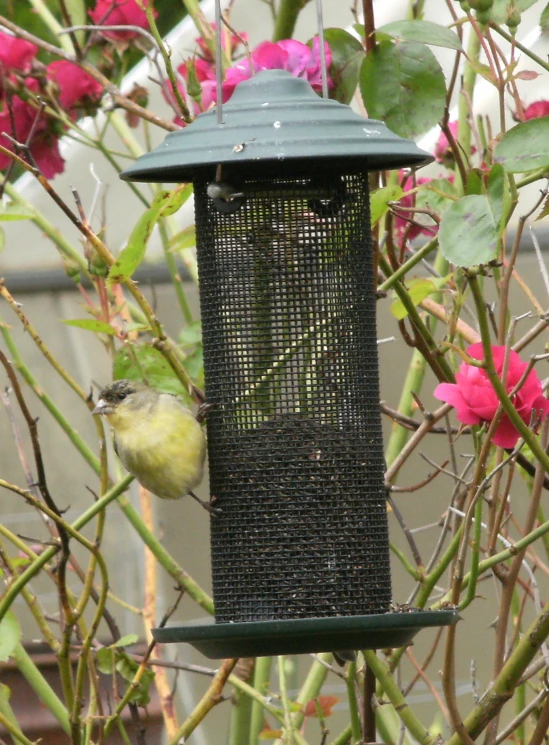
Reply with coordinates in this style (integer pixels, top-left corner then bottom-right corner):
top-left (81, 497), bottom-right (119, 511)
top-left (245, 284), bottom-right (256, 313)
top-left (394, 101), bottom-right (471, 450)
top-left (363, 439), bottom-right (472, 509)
top-left (121, 70), bottom-right (458, 659)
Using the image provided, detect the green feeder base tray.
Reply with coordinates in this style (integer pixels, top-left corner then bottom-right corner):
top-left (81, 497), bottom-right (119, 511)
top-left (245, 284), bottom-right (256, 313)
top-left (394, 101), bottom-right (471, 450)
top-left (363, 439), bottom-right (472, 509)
top-left (151, 610), bottom-right (458, 659)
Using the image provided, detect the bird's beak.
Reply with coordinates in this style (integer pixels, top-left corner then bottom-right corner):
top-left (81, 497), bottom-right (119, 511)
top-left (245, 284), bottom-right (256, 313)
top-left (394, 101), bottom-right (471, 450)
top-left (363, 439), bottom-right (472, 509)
top-left (92, 398), bottom-right (112, 416)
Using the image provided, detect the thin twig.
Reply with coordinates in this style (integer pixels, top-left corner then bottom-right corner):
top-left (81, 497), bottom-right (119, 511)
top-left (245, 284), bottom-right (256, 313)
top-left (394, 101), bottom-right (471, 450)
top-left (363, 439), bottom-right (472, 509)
top-left (386, 493), bottom-right (423, 568)
top-left (0, 350), bottom-right (73, 626)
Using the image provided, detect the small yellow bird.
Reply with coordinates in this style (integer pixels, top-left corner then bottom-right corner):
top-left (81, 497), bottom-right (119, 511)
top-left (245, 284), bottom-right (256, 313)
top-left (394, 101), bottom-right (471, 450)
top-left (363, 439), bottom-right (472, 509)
top-left (93, 379), bottom-right (213, 512)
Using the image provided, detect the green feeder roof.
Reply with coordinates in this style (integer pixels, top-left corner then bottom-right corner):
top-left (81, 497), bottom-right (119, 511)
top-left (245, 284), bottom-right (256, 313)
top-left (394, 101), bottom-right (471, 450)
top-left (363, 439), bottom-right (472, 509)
top-left (121, 69), bottom-right (433, 183)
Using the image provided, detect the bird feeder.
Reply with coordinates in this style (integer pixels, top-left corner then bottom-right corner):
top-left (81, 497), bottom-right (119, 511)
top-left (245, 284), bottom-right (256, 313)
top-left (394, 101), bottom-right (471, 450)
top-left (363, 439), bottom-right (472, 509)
top-left (121, 70), bottom-right (457, 659)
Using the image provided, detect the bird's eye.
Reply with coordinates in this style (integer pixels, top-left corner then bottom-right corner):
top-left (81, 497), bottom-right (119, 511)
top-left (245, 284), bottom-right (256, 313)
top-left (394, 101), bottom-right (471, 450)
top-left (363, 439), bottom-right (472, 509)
top-left (117, 392), bottom-right (127, 401)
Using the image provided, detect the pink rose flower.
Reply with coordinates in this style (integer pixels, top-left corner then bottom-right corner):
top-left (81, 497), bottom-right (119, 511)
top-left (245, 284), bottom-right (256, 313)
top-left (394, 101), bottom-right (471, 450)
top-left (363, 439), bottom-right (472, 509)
top-left (434, 343), bottom-right (549, 448)
top-left (47, 61), bottom-right (103, 117)
top-left (434, 121), bottom-right (477, 168)
top-left (0, 31), bottom-right (38, 74)
top-left (222, 38), bottom-right (332, 101)
top-left (89, 0), bottom-right (157, 41)
top-left (521, 100), bottom-right (549, 120)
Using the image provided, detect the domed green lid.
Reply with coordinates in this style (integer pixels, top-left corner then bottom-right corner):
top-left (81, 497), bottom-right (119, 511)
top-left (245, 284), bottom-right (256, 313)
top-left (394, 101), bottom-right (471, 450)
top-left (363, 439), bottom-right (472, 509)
top-left (121, 69), bottom-right (432, 183)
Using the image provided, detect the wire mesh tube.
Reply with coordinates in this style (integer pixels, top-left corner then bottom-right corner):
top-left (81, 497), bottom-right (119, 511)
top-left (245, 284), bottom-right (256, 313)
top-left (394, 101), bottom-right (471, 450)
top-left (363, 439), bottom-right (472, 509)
top-left (195, 169), bottom-right (391, 623)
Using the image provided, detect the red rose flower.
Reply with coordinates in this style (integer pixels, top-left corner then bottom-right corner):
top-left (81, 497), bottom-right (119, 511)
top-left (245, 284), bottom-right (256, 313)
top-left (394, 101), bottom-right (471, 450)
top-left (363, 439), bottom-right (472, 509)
top-left (46, 61), bottom-right (103, 117)
top-left (0, 93), bottom-right (64, 178)
top-left (434, 343), bottom-right (549, 448)
top-left (522, 100), bottom-right (549, 120)
top-left (89, 0), bottom-right (157, 41)
top-left (0, 31), bottom-right (38, 74)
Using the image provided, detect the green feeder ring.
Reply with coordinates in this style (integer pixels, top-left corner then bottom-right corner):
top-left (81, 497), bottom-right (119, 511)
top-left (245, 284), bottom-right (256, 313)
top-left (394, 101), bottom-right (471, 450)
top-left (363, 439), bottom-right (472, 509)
top-left (120, 69), bottom-right (433, 184)
top-left (152, 610), bottom-right (458, 659)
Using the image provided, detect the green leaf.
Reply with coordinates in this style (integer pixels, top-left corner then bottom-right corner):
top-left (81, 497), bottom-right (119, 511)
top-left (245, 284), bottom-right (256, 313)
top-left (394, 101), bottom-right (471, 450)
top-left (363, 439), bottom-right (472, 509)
top-left (111, 633), bottom-right (139, 648)
top-left (541, 2), bottom-right (549, 31)
top-left (96, 646), bottom-right (154, 705)
top-left (323, 28), bottom-right (364, 104)
top-left (108, 184), bottom-right (192, 285)
top-left (359, 40), bottom-right (446, 138)
top-left (370, 185), bottom-right (404, 227)
top-left (536, 193), bottom-right (549, 221)
top-left (376, 20), bottom-right (462, 50)
top-left (494, 118), bottom-right (549, 173)
top-left (487, 163), bottom-right (508, 233)
top-left (439, 195), bottom-right (499, 267)
top-left (415, 177), bottom-right (457, 218)
top-left (169, 224), bottom-right (196, 252)
top-left (115, 653), bottom-right (155, 705)
top-left (489, 0), bottom-right (536, 23)
top-left (259, 729), bottom-right (283, 740)
top-left (390, 276), bottom-right (450, 320)
top-left (466, 59), bottom-right (496, 86)
top-left (113, 343), bottom-right (193, 404)
top-left (288, 700), bottom-right (303, 712)
top-left (160, 183), bottom-right (193, 217)
top-left (183, 346), bottom-right (204, 388)
top-left (62, 319), bottom-right (118, 335)
top-left (96, 647), bottom-right (115, 675)
top-left (0, 202), bottom-right (35, 221)
top-left (0, 613), bottom-right (21, 663)
top-left (179, 321), bottom-right (203, 346)
top-left (466, 169), bottom-right (485, 196)
top-left (123, 322), bottom-right (150, 333)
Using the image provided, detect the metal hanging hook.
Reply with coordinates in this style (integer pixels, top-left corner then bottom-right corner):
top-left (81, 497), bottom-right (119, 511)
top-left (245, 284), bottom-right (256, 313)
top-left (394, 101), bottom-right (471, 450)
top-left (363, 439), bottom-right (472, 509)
top-left (215, 0), bottom-right (223, 125)
top-left (315, 0), bottom-right (329, 99)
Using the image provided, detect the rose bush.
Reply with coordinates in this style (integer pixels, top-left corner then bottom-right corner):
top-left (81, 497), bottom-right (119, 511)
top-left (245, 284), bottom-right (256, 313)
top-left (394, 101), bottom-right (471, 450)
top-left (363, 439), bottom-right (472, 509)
top-left (2, 3), bottom-right (549, 745)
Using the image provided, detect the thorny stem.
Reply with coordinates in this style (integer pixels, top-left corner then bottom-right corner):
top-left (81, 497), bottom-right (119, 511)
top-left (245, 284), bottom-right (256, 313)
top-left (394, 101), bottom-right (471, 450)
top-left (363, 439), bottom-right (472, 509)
top-left (140, 2), bottom-right (192, 123)
top-left (363, 651), bottom-right (436, 745)
top-left (492, 24), bottom-right (549, 76)
top-left (166, 658), bottom-right (238, 745)
top-left (362, 0), bottom-right (376, 53)
top-left (379, 255), bottom-right (454, 382)
top-left (345, 661), bottom-right (362, 745)
top-left (278, 656), bottom-right (296, 744)
top-left (457, 26), bottom-right (481, 191)
top-left (0, 538), bottom-right (60, 656)
top-left (377, 237), bottom-right (439, 293)
top-left (0, 710), bottom-right (37, 745)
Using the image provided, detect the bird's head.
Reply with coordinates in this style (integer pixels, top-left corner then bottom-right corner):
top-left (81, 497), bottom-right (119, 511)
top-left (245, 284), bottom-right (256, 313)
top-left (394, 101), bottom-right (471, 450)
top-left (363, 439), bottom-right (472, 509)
top-left (93, 379), bottom-right (154, 422)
